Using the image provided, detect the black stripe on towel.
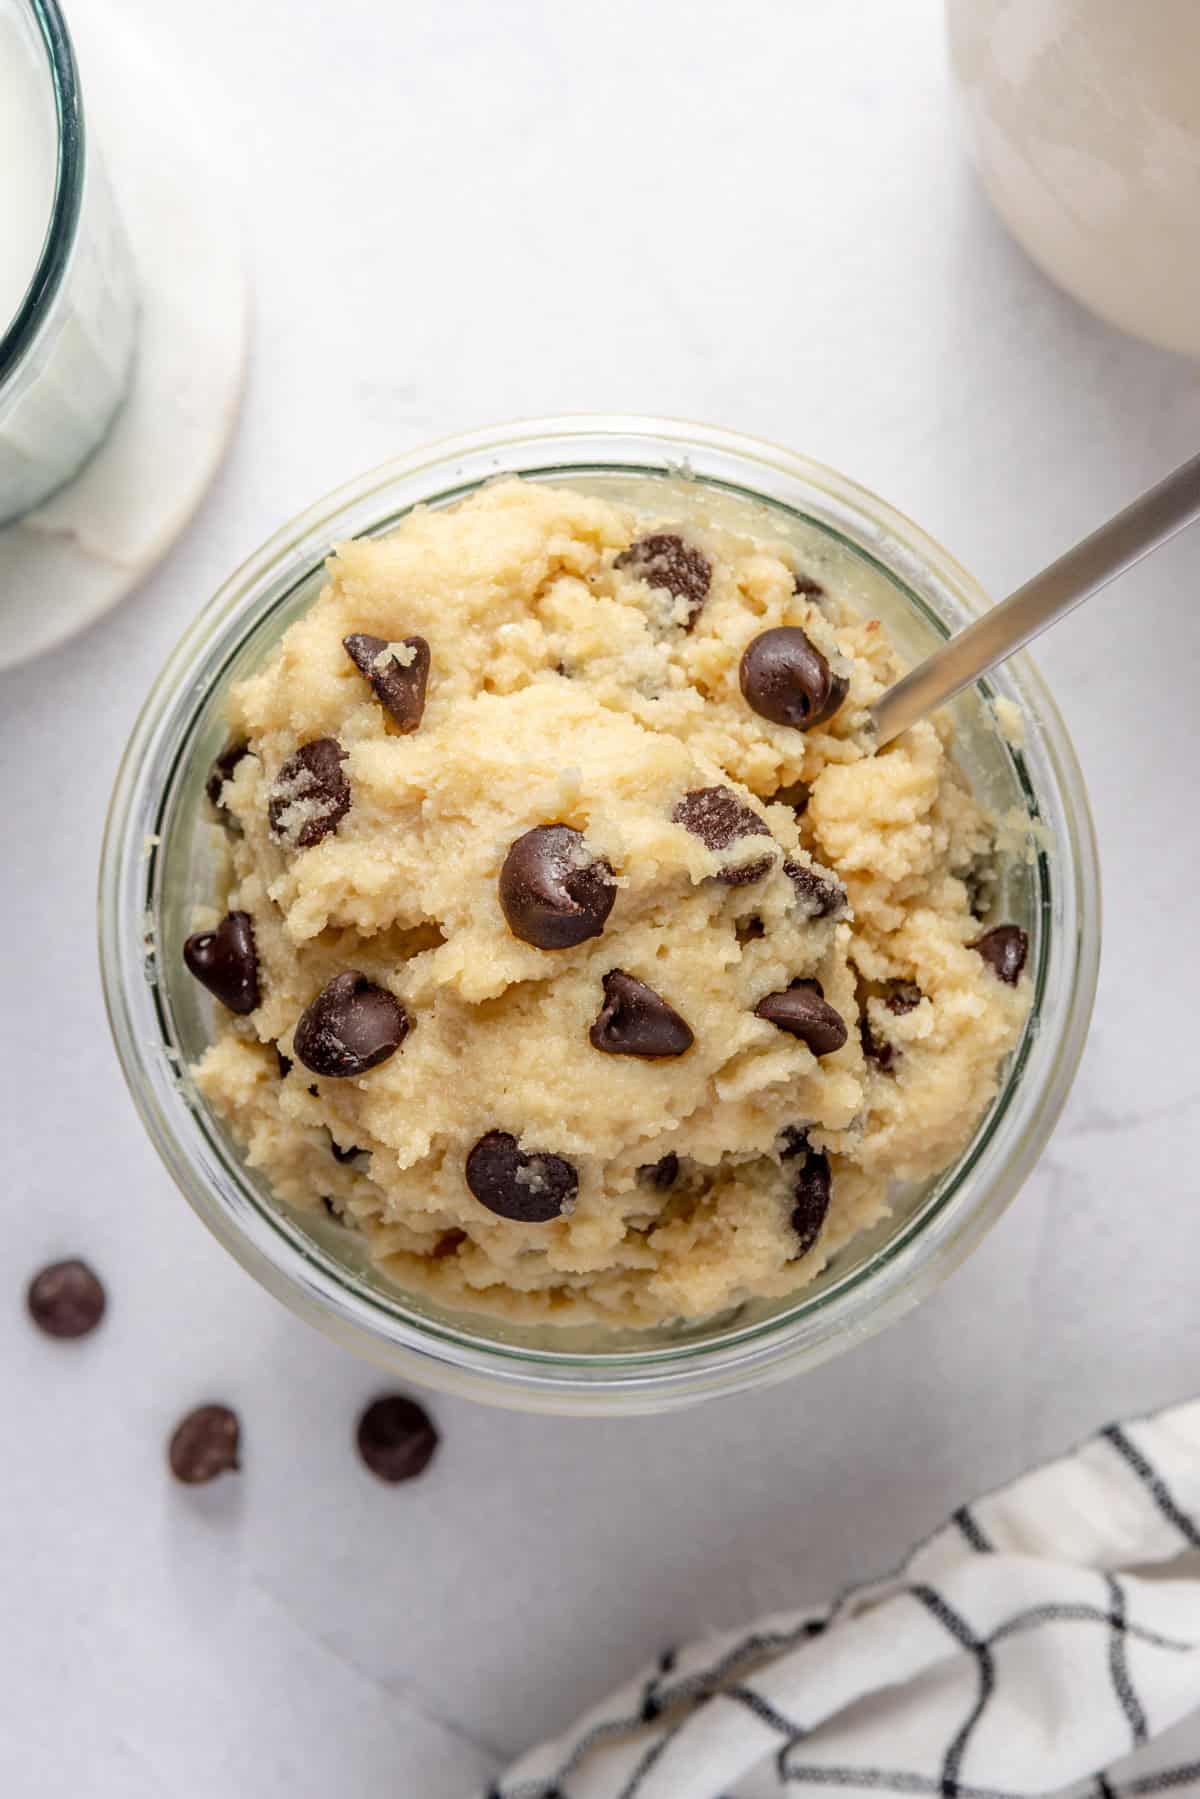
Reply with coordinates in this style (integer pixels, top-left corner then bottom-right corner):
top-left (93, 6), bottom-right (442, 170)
top-left (911, 1585), bottom-right (995, 1797)
top-left (618, 1715), bottom-right (686, 1799)
top-left (723, 1681), bottom-right (806, 1741)
top-left (1103, 1574), bottom-right (1148, 1748)
top-left (986, 1601), bottom-right (1192, 1656)
top-left (639, 1647), bottom-right (677, 1722)
top-left (780, 1766), bottom-right (1018, 1796)
top-left (1101, 1424), bottom-right (1200, 1548)
top-left (951, 1506), bottom-right (993, 1553)
top-left (1126, 1764), bottom-right (1200, 1794)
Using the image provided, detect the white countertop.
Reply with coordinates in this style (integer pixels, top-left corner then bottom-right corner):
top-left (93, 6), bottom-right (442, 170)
top-left (3, 1), bottom-right (1199, 1792)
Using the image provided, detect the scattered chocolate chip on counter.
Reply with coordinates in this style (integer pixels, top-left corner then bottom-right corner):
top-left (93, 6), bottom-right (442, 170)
top-left (26, 1259), bottom-right (106, 1339)
top-left (168, 1404), bottom-right (241, 1485)
top-left (356, 1395), bottom-right (439, 1484)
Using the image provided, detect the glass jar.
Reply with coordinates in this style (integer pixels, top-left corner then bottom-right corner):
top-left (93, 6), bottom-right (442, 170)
top-left (0, 0), bottom-right (138, 525)
top-left (99, 418), bottom-right (1100, 1416)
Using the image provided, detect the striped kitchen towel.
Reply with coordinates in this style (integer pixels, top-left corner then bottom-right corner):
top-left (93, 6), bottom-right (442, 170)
top-left (488, 1401), bottom-right (1200, 1799)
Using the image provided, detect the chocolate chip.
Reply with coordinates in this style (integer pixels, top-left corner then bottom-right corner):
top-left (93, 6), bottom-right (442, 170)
top-left (673, 786), bottom-right (768, 853)
top-left (793, 572), bottom-right (825, 599)
top-left (614, 533), bottom-right (711, 627)
top-left (739, 627), bottom-right (848, 730)
top-left (431, 1228), bottom-right (468, 1259)
top-left (886, 982), bottom-right (924, 1015)
top-left (293, 972), bottom-right (410, 1078)
top-left (356, 1395), bottom-right (439, 1483)
top-left (860, 1012), bottom-right (897, 1074)
top-left (784, 858), bottom-right (846, 919)
top-left (755, 978), bottom-right (848, 1056)
top-left (590, 970), bottom-right (694, 1059)
top-left (965, 859), bottom-right (997, 922)
top-left (498, 824), bottom-right (615, 949)
top-left (330, 1139), bottom-right (365, 1164)
top-left (275, 1045), bottom-right (293, 1079)
top-left (639, 1153), bottom-right (680, 1190)
top-left (862, 984), bottom-right (923, 1062)
top-left (321, 1195), bottom-right (361, 1229)
top-left (168, 1404), bottom-right (240, 1485)
top-left (205, 740), bottom-right (249, 811)
top-left (343, 633), bottom-right (431, 733)
top-left (673, 786), bottom-right (775, 885)
top-left (791, 1150), bottom-right (832, 1257)
top-left (466, 1131), bottom-right (577, 1223)
top-left (972, 925), bottom-right (1028, 986)
top-left (183, 911), bottom-right (260, 1015)
top-left (268, 738), bottom-right (351, 848)
top-left (773, 779), bottom-right (811, 816)
top-left (26, 1259), bottom-right (106, 1339)
top-left (778, 1125), bottom-right (810, 1161)
top-left (720, 856), bottom-right (774, 888)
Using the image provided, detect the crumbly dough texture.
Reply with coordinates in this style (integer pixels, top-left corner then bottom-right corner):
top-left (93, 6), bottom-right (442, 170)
top-left (192, 479), bottom-right (1028, 1327)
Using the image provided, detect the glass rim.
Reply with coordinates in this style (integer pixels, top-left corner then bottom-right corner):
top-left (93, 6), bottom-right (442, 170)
top-left (99, 416), bottom-right (1101, 1413)
top-left (0, 0), bottom-right (83, 388)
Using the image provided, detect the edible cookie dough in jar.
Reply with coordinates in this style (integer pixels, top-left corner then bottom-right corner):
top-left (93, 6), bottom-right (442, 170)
top-left (101, 420), bottom-right (1098, 1413)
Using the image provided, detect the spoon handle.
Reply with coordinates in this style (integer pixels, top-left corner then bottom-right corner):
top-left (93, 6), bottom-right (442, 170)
top-left (869, 449), bottom-right (1200, 748)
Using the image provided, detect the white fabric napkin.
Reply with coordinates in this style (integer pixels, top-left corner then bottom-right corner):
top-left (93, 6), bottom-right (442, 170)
top-left (488, 1401), bottom-right (1200, 1799)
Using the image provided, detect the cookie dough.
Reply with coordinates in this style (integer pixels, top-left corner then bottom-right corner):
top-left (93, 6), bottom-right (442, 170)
top-left (187, 477), bottom-right (1030, 1327)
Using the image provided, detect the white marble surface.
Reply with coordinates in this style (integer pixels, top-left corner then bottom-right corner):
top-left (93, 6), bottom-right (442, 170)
top-left (2, 1), bottom-right (1199, 1792)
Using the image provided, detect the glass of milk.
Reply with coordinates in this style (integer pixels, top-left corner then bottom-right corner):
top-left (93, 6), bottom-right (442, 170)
top-left (947, 0), bottom-right (1200, 358)
top-left (0, 0), bottom-right (138, 525)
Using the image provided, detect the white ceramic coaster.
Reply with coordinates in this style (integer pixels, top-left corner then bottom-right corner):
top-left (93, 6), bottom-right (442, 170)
top-left (0, 17), bottom-right (247, 673)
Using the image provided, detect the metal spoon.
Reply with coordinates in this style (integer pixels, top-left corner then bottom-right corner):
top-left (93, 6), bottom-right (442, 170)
top-left (869, 449), bottom-right (1200, 748)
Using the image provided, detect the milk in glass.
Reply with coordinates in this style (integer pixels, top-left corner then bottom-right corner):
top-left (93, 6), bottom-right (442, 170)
top-left (0, 0), bottom-right (138, 524)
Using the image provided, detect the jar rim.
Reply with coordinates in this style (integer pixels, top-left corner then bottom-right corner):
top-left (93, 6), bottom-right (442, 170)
top-left (98, 417), bottom-right (1101, 1414)
top-left (0, 0), bottom-right (83, 390)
